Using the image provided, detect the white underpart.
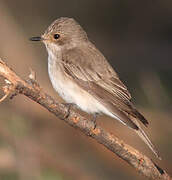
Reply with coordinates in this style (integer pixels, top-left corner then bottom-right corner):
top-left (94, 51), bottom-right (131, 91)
top-left (46, 43), bottom-right (125, 124)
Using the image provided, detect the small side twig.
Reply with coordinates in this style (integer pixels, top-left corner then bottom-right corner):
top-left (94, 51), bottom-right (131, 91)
top-left (0, 59), bottom-right (171, 180)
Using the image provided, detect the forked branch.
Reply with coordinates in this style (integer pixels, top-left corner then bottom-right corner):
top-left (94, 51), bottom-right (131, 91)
top-left (0, 59), bottom-right (171, 180)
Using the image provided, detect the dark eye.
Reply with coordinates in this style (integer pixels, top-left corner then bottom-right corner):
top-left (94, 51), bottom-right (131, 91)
top-left (53, 34), bottom-right (60, 39)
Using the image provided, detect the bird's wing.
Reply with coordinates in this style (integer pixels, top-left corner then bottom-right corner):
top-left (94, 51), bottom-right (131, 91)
top-left (61, 45), bottom-right (148, 128)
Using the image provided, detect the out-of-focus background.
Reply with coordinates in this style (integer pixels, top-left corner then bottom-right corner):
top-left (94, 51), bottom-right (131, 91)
top-left (0, 0), bottom-right (171, 180)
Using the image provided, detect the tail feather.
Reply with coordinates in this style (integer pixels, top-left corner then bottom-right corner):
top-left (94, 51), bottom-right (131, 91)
top-left (133, 109), bottom-right (149, 127)
top-left (135, 128), bottom-right (161, 159)
top-left (129, 115), bottom-right (161, 159)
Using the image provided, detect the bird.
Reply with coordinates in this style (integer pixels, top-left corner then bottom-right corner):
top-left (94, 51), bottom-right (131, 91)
top-left (30, 17), bottom-right (161, 159)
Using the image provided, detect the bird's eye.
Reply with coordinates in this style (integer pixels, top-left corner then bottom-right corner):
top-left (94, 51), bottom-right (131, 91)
top-left (53, 34), bottom-right (60, 39)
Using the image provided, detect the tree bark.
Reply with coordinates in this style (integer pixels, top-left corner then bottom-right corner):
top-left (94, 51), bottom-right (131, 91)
top-left (0, 59), bottom-right (171, 180)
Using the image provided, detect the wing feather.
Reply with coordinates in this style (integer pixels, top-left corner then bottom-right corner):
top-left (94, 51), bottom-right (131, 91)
top-left (62, 45), bottom-right (148, 127)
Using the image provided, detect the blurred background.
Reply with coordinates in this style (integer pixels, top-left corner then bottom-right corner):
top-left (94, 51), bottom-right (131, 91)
top-left (0, 0), bottom-right (172, 179)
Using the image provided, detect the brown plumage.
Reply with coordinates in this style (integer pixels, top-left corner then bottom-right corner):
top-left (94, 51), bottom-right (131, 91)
top-left (30, 17), bottom-right (161, 159)
top-left (62, 45), bottom-right (148, 128)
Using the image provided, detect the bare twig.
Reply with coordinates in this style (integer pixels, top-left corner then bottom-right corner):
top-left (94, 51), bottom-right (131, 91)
top-left (0, 59), bottom-right (171, 180)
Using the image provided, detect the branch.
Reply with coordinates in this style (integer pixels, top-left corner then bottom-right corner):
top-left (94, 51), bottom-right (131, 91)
top-left (0, 59), bottom-right (171, 180)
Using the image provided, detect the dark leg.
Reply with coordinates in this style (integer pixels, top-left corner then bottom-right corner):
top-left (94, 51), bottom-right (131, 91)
top-left (63, 103), bottom-right (75, 118)
top-left (92, 113), bottom-right (99, 129)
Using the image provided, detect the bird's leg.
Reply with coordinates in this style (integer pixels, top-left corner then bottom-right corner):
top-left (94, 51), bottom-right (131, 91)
top-left (92, 113), bottom-right (99, 129)
top-left (63, 103), bottom-right (75, 119)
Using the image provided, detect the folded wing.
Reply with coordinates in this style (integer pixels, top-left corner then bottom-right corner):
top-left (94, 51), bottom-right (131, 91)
top-left (62, 45), bottom-right (148, 128)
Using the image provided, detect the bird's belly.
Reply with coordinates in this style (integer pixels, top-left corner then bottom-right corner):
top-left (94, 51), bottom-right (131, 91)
top-left (48, 61), bottom-right (115, 116)
top-left (49, 74), bottom-right (101, 113)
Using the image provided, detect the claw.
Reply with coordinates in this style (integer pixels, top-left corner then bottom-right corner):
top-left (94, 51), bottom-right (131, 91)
top-left (92, 113), bottom-right (99, 129)
top-left (63, 103), bottom-right (75, 119)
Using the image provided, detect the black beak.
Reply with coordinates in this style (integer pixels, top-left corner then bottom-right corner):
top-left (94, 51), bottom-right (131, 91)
top-left (29, 36), bottom-right (43, 41)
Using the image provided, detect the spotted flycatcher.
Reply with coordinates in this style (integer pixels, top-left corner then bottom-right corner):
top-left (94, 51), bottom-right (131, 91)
top-left (30, 17), bottom-right (160, 159)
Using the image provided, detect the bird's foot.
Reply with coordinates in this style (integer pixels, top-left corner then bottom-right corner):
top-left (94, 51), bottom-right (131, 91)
top-left (92, 113), bottom-right (99, 129)
top-left (62, 103), bottom-right (75, 119)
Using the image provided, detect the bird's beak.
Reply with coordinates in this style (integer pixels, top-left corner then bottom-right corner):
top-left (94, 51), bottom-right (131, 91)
top-left (29, 36), bottom-right (43, 41)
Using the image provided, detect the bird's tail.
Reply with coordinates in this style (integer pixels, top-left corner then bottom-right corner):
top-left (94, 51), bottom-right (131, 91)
top-left (129, 114), bottom-right (161, 159)
top-left (134, 124), bottom-right (161, 160)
